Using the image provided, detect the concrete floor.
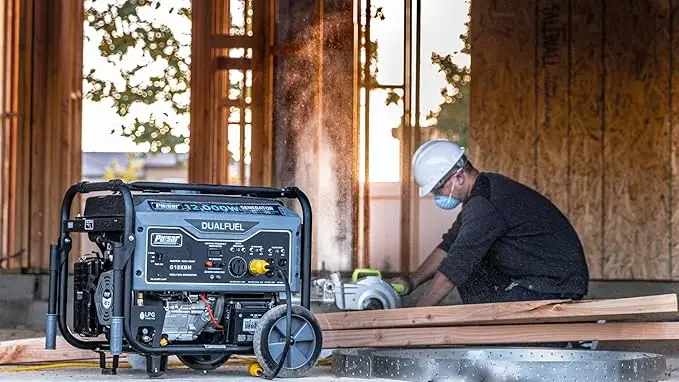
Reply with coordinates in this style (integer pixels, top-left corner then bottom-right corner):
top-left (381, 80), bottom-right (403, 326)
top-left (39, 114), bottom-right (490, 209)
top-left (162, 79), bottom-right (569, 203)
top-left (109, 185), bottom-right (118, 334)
top-left (0, 357), bottom-right (678, 381)
top-left (0, 364), bottom-right (383, 381)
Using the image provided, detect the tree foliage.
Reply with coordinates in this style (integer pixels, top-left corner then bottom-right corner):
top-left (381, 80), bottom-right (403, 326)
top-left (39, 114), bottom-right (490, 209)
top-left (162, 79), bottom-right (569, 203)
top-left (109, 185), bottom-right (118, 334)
top-left (425, 0), bottom-right (471, 147)
top-left (84, 0), bottom-right (191, 153)
top-left (377, 1), bottom-right (471, 147)
top-left (103, 157), bottom-right (141, 182)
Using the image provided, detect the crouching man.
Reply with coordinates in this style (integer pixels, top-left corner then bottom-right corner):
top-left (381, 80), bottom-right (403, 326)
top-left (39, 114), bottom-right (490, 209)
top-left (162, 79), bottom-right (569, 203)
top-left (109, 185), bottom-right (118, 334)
top-left (392, 139), bottom-right (589, 307)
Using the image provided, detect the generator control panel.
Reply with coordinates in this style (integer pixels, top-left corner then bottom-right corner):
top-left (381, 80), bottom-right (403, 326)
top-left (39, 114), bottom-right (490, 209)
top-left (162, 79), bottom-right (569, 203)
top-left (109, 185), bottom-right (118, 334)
top-left (131, 197), bottom-right (302, 293)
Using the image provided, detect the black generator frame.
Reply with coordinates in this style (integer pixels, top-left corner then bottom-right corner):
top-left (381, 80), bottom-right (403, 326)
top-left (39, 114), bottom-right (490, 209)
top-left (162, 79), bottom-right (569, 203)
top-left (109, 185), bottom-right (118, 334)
top-left (44, 179), bottom-right (313, 368)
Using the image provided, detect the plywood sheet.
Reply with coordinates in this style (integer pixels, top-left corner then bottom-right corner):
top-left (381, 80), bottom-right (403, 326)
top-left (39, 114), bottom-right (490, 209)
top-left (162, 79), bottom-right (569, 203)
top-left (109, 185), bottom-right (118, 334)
top-left (535, 0), bottom-right (569, 213)
top-left (602, 0), bottom-right (671, 279)
top-left (569, 0), bottom-right (604, 279)
top-left (470, 0), bottom-right (536, 187)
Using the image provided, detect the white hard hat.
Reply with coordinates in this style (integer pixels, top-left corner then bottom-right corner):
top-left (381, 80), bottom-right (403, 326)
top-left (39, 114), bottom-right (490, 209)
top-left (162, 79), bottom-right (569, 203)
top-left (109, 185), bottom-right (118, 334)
top-left (412, 140), bottom-right (466, 197)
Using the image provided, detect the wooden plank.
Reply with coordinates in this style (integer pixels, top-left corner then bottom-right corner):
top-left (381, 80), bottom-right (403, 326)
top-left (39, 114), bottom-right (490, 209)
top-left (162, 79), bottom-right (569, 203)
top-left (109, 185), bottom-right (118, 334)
top-left (188, 0), bottom-right (212, 183)
top-left (603, 1), bottom-right (671, 279)
top-left (28, 0), bottom-right (47, 270)
top-left (672, 0), bottom-right (679, 279)
top-left (322, 321), bottom-right (679, 348)
top-left (0, 337), bottom-right (180, 365)
top-left (215, 57), bottom-right (251, 71)
top-left (211, 34), bottom-right (262, 48)
top-left (317, 294), bottom-right (679, 331)
top-left (569, 0), bottom-right (603, 279)
top-left (15, 0), bottom-right (32, 270)
top-left (535, 0), bottom-right (569, 212)
top-left (0, 337), bottom-right (112, 365)
top-left (319, 0), bottom-right (355, 271)
top-left (469, 0), bottom-right (536, 187)
top-left (5, 0), bottom-right (20, 269)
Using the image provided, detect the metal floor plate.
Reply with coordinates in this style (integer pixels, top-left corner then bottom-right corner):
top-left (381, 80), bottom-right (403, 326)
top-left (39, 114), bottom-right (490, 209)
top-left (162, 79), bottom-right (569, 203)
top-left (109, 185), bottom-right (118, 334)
top-left (331, 347), bottom-right (667, 382)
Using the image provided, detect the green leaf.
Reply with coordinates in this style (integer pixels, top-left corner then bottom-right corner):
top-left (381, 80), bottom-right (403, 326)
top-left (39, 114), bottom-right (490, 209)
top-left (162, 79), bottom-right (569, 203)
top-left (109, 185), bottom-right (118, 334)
top-left (84, 0), bottom-right (191, 153)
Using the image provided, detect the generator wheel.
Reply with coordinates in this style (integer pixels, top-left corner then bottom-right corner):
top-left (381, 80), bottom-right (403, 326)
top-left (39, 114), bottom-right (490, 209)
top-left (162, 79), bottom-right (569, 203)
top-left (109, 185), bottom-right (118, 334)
top-left (253, 304), bottom-right (323, 378)
top-left (177, 353), bottom-right (231, 371)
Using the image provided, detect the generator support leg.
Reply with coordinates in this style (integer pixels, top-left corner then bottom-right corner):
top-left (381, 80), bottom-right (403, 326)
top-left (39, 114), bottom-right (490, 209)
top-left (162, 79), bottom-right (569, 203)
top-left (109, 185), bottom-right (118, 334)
top-left (145, 354), bottom-right (169, 378)
top-left (98, 351), bottom-right (119, 375)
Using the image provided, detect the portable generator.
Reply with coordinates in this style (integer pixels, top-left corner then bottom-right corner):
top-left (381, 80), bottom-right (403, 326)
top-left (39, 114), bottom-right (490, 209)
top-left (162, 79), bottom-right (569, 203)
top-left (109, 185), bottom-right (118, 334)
top-left (44, 180), bottom-right (323, 379)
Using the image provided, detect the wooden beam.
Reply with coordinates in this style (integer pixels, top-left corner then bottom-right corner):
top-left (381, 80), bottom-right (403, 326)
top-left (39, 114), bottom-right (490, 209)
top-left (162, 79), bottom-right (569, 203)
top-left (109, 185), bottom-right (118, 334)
top-left (211, 34), bottom-right (262, 48)
top-left (215, 57), bottom-right (250, 71)
top-left (0, 337), bottom-right (181, 365)
top-left (188, 0), bottom-right (213, 183)
top-left (322, 321), bottom-right (679, 349)
top-left (316, 294), bottom-right (679, 331)
top-left (0, 337), bottom-right (112, 365)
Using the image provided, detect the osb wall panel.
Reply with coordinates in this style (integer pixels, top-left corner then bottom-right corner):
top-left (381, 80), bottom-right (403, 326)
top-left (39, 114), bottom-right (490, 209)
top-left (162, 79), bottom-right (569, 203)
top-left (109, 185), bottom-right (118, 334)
top-left (469, 0), bottom-right (536, 187)
top-left (603, 1), bottom-right (670, 279)
top-left (471, 0), bottom-right (675, 280)
top-left (569, 0), bottom-right (603, 279)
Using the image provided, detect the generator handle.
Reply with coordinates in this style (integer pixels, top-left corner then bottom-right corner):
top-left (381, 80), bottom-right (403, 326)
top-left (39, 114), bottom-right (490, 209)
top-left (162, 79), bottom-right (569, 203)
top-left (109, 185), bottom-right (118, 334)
top-left (48, 179), bottom-right (136, 354)
top-left (129, 181), bottom-right (291, 198)
top-left (287, 186), bottom-right (312, 309)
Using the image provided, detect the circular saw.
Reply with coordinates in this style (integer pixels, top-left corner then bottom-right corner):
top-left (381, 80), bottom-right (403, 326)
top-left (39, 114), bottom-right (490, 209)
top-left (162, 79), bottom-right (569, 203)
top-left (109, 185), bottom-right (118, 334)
top-left (311, 268), bottom-right (403, 310)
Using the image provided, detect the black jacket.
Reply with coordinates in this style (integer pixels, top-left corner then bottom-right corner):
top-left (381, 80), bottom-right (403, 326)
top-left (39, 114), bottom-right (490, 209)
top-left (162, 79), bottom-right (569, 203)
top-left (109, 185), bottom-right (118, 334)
top-left (437, 172), bottom-right (589, 303)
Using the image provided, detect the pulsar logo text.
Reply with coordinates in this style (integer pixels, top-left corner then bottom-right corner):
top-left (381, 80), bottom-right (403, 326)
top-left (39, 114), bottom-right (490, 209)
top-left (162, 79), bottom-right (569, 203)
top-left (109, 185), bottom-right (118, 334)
top-left (151, 233), bottom-right (183, 247)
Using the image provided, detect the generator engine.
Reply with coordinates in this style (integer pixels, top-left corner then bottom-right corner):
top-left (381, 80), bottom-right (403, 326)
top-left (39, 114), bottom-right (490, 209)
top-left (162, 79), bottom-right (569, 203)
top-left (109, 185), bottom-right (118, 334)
top-left (45, 181), bottom-right (322, 379)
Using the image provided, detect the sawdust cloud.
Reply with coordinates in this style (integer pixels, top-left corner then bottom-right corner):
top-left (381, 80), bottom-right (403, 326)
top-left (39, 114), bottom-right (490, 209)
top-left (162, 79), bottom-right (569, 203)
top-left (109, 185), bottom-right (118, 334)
top-left (274, 10), bottom-right (354, 273)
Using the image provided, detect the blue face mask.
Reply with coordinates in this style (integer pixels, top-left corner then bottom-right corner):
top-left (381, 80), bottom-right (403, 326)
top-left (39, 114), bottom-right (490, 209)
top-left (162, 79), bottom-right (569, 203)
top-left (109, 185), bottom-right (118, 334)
top-left (432, 169), bottom-right (462, 210)
top-left (435, 194), bottom-right (461, 210)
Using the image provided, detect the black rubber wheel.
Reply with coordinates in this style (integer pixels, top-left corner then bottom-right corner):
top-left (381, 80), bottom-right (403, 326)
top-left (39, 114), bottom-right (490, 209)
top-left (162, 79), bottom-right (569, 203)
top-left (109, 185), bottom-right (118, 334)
top-left (177, 353), bottom-right (231, 371)
top-left (253, 304), bottom-right (323, 378)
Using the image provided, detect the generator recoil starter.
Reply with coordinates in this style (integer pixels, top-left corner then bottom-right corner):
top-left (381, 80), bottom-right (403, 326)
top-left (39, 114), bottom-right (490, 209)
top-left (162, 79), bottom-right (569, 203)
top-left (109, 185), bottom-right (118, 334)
top-left (44, 179), bottom-right (323, 379)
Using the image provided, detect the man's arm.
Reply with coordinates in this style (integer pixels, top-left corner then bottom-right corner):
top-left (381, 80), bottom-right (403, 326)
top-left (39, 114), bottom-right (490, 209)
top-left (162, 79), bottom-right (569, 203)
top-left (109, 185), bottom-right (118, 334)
top-left (422, 197), bottom-right (508, 305)
top-left (416, 271), bottom-right (455, 306)
top-left (400, 214), bottom-right (463, 292)
top-left (408, 247), bottom-right (447, 290)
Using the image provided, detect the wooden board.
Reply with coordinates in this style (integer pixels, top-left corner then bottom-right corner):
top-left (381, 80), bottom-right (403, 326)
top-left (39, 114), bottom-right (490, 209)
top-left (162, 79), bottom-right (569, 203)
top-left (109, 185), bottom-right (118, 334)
top-left (317, 294), bottom-right (679, 331)
top-left (535, 0), bottom-right (569, 212)
top-left (602, 1), bottom-right (671, 279)
top-left (470, 0), bottom-right (537, 187)
top-left (0, 337), bottom-right (182, 365)
top-left (322, 321), bottom-right (679, 348)
top-left (673, 0), bottom-right (679, 279)
top-left (668, 0), bottom-right (679, 280)
top-left (320, 0), bottom-right (355, 272)
top-left (0, 337), bottom-right (116, 365)
top-left (569, 0), bottom-right (604, 279)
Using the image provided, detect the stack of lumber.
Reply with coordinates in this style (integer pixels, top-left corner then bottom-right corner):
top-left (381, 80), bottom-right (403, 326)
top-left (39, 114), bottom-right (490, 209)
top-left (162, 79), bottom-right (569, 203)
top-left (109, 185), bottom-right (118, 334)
top-left (1, 294), bottom-right (677, 365)
top-left (315, 294), bottom-right (679, 348)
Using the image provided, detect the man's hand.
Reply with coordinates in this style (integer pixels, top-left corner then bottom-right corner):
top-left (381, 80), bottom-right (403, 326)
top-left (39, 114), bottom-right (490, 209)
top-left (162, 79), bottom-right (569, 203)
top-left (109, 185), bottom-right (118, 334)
top-left (388, 275), bottom-right (412, 295)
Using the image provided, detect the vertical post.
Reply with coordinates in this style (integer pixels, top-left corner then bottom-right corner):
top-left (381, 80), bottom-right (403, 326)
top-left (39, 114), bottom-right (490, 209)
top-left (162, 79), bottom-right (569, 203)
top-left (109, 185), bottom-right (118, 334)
top-left (400, 0), bottom-right (413, 274)
top-left (188, 0), bottom-right (212, 183)
top-left (361, 0), bottom-right (372, 269)
top-left (351, 0), bottom-right (361, 269)
top-left (409, 0), bottom-right (422, 271)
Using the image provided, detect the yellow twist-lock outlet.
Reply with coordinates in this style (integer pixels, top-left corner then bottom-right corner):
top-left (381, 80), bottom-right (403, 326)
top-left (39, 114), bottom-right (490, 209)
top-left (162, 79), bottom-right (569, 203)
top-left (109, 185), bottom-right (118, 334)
top-left (249, 259), bottom-right (270, 275)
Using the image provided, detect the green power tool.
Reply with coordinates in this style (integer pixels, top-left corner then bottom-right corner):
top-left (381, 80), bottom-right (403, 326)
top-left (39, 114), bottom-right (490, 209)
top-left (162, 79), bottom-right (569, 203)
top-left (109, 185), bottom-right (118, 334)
top-left (311, 268), bottom-right (404, 310)
top-left (351, 268), bottom-right (406, 294)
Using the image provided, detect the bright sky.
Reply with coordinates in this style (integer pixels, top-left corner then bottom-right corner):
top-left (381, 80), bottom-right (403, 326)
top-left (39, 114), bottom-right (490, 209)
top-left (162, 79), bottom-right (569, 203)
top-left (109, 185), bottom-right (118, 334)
top-left (81, 0), bottom-right (470, 182)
